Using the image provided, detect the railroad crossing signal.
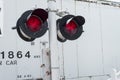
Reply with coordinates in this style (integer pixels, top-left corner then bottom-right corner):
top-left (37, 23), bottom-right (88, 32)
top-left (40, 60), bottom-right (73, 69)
top-left (57, 15), bottom-right (85, 42)
top-left (16, 8), bottom-right (48, 42)
top-left (15, 8), bottom-right (85, 42)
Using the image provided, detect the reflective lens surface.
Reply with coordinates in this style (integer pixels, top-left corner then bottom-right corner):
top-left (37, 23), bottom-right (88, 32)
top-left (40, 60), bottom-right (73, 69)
top-left (65, 20), bottom-right (77, 35)
top-left (26, 15), bottom-right (42, 32)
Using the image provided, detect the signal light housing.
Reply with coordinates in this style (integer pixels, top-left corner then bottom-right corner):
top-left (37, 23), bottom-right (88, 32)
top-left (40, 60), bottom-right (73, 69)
top-left (57, 15), bottom-right (85, 42)
top-left (16, 8), bottom-right (48, 42)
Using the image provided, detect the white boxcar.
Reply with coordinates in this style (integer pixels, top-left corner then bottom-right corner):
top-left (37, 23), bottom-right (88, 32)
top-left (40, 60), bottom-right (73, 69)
top-left (0, 0), bottom-right (120, 80)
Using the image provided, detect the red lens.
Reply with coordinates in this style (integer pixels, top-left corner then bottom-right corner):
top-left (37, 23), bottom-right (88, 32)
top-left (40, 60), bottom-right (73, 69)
top-left (26, 15), bottom-right (42, 32)
top-left (65, 20), bottom-right (77, 35)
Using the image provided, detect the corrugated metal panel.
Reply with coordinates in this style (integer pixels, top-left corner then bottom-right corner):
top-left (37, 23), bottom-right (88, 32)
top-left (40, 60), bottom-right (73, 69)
top-left (76, 2), bottom-right (104, 76)
top-left (100, 4), bottom-right (120, 74)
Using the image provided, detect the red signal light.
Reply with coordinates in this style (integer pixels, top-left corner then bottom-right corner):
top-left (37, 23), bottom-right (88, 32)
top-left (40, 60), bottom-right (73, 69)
top-left (65, 20), bottom-right (77, 35)
top-left (16, 8), bottom-right (48, 42)
top-left (57, 15), bottom-right (85, 42)
top-left (26, 15), bottom-right (42, 32)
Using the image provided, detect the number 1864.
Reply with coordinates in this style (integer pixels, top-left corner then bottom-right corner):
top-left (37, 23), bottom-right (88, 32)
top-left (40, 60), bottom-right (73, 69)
top-left (0, 51), bottom-right (31, 59)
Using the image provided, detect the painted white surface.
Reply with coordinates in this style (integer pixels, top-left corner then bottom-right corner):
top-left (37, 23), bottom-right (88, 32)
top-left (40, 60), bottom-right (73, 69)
top-left (0, 0), bottom-right (120, 80)
top-left (0, 0), bottom-right (3, 37)
top-left (108, 0), bottom-right (120, 2)
top-left (0, 0), bottom-right (49, 80)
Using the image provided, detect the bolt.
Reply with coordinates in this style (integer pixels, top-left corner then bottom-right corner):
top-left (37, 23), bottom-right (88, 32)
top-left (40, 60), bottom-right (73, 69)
top-left (41, 64), bottom-right (45, 67)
